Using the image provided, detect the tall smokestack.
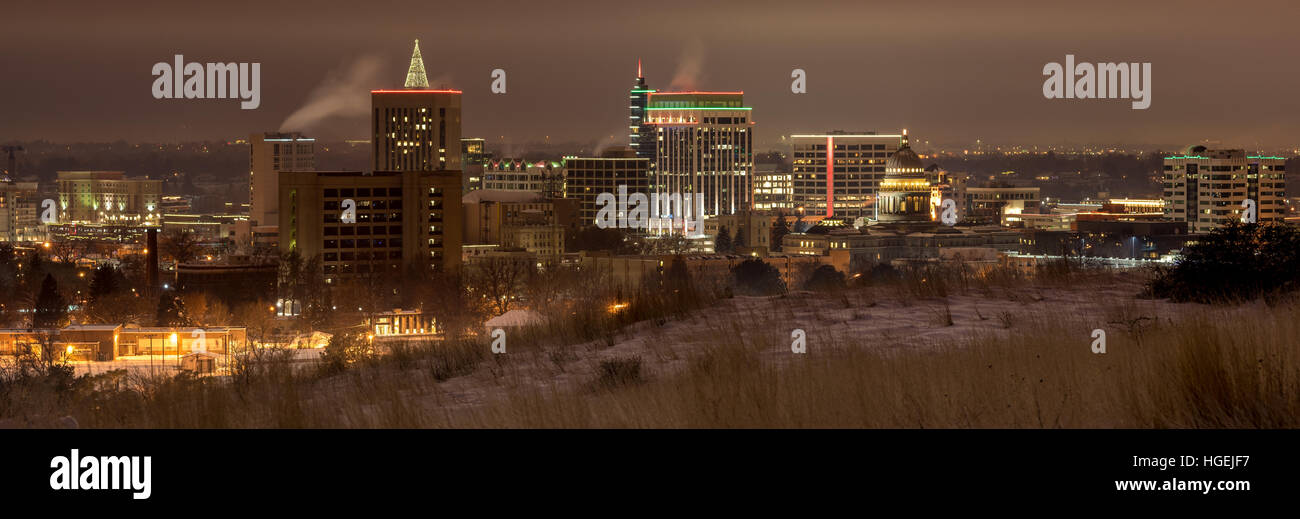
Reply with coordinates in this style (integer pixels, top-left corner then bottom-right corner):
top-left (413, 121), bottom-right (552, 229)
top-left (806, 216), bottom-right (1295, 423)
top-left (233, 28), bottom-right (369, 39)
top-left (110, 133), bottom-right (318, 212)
top-left (146, 228), bottom-right (159, 292)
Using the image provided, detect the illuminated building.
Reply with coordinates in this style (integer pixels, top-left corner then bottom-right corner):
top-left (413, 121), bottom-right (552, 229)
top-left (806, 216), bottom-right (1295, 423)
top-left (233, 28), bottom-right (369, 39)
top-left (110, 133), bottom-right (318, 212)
top-left (875, 143), bottom-right (934, 225)
top-left (562, 147), bottom-right (652, 226)
top-left (647, 91), bottom-right (752, 217)
top-left (371, 309), bottom-right (435, 337)
top-left (461, 137), bottom-right (490, 193)
top-left (462, 190), bottom-right (579, 259)
top-left (790, 131), bottom-right (903, 220)
top-left (0, 324), bottom-right (246, 361)
top-left (249, 132), bottom-right (315, 229)
top-left (752, 164), bottom-right (793, 212)
top-left (0, 180), bottom-right (41, 242)
top-left (482, 159), bottom-right (565, 197)
top-left (372, 40), bottom-right (462, 172)
top-left (56, 171), bottom-right (161, 225)
top-left (278, 169), bottom-right (462, 280)
top-left (279, 38), bottom-right (467, 280)
top-left (629, 60), bottom-right (656, 162)
top-left (1162, 145), bottom-right (1286, 232)
top-left (960, 186), bottom-right (1040, 227)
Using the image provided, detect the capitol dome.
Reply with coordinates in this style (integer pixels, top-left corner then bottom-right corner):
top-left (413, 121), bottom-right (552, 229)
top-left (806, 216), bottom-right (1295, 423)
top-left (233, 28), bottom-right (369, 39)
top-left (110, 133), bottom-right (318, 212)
top-left (885, 144), bottom-right (925, 175)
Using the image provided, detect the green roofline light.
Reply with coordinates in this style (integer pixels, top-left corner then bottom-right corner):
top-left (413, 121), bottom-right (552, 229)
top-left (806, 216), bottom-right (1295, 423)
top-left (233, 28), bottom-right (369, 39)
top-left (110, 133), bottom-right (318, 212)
top-left (646, 107), bottom-right (752, 111)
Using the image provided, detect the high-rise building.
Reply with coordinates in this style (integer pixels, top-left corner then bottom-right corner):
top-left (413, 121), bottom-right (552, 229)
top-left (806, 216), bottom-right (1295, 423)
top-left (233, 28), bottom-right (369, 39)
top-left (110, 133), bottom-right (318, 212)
top-left (278, 38), bottom-right (468, 279)
top-left (461, 137), bottom-right (490, 193)
top-left (278, 170), bottom-right (462, 280)
top-left (1162, 146), bottom-right (1287, 232)
top-left (562, 147), bottom-right (652, 226)
top-left (629, 61), bottom-right (656, 162)
top-left (647, 91), bottom-right (753, 217)
top-left (249, 132), bottom-right (315, 228)
top-left (372, 40), bottom-right (462, 172)
top-left (790, 131), bottom-right (903, 220)
top-left (56, 171), bottom-right (162, 225)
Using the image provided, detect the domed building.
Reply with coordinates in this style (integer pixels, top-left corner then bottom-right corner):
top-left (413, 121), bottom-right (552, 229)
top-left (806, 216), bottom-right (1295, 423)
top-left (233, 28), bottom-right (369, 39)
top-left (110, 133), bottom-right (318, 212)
top-left (874, 143), bottom-right (933, 225)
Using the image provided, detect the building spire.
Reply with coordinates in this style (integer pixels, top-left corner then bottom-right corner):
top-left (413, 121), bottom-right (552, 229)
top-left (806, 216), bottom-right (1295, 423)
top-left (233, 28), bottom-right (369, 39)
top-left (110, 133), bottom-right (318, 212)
top-left (637, 58), bottom-right (642, 79)
top-left (404, 39), bottom-right (430, 89)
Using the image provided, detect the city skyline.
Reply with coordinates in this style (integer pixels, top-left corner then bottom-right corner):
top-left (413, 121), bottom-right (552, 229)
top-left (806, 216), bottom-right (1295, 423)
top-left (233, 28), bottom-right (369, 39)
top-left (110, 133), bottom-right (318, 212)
top-left (2, 1), bottom-right (1299, 149)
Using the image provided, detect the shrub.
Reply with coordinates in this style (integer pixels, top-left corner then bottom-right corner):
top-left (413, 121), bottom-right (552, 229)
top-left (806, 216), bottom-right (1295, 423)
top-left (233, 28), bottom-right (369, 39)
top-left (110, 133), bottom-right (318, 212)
top-left (732, 259), bottom-right (785, 296)
top-left (1146, 223), bottom-right (1300, 303)
top-left (593, 356), bottom-right (643, 390)
top-left (803, 265), bottom-right (846, 292)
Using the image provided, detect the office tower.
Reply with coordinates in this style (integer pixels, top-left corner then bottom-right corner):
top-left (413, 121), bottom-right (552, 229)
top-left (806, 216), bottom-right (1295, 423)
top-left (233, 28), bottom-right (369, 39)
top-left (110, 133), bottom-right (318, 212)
top-left (562, 147), bottom-right (652, 226)
top-left (629, 60), bottom-right (656, 162)
top-left (372, 40), bottom-right (462, 172)
top-left (249, 132), bottom-right (315, 228)
top-left (1163, 146), bottom-right (1287, 232)
top-left (278, 39), bottom-right (466, 280)
top-left (56, 171), bottom-right (162, 224)
top-left (647, 91), bottom-right (753, 217)
top-left (278, 170), bottom-right (462, 280)
top-left (461, 137), bottom-right (490, 193)
top-left (789, 131), bottom-right (904, 220)
top-left (753, 164), bottom-right (793, 212)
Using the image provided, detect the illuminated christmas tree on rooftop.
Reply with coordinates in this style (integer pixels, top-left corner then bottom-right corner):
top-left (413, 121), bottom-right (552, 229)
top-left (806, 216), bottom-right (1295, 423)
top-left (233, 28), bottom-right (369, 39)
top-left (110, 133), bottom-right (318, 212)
top-left (404, 39), bottom-right (430, 88)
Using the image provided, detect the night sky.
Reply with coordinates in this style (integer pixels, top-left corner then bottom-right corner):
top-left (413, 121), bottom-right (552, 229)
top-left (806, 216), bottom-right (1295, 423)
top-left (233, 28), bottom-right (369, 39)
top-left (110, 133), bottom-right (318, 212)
top-left (2, 0), bottom-right (1298, 150)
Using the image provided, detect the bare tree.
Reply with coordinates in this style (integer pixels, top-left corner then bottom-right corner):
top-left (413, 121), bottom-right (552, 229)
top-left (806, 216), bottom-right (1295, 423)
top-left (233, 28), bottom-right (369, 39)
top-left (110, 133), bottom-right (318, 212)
top-left (471, 257), bottom-right (532, 315)
top-left (161, 228), bottom-right (202, 265)
top-left (49, 238), bottom-right (88, 265)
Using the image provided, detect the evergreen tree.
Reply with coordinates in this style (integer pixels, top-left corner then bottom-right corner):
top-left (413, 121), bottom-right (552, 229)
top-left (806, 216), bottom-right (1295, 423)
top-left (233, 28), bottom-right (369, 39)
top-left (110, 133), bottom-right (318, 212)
top-left (731, 259), bottom-right (785, 296)
top-left (88, 264), bottom-right (119, 303)
top-left (771, 211), bottom-right (790, 252)
top-left (156, 293), bottom-right (189, 327)
top-left (733, 226), bottom-right (747, 251)
top-left (715, 225), bottom-right (732, 254)
top-left (33, 274), bottom-right (68, 329)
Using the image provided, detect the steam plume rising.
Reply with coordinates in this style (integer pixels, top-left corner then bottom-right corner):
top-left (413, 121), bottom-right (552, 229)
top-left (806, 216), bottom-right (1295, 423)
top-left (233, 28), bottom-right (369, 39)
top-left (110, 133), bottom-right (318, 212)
top-left (280, 56), bottom-right (385, 132)
top-left (668, 40), bottom-right (705, 90)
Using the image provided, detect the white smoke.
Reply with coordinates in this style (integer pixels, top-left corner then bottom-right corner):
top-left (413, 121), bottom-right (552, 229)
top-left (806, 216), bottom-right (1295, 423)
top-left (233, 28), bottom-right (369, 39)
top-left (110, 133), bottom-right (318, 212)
top-left (668, 40), bottom-right (706, 90)
top-left (280, 56), bottom-right (386, 132)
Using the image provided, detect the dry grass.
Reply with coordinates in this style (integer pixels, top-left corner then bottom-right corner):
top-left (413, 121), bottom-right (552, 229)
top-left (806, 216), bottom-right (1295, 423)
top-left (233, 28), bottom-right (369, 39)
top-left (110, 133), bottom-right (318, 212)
top-left (3, 268), bottom-right (1298, 429)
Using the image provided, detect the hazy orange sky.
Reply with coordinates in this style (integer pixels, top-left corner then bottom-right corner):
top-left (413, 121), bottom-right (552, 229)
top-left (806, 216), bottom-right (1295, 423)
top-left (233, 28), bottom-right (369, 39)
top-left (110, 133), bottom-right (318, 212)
top-left (2, 0), bottom-right (1298, 150)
